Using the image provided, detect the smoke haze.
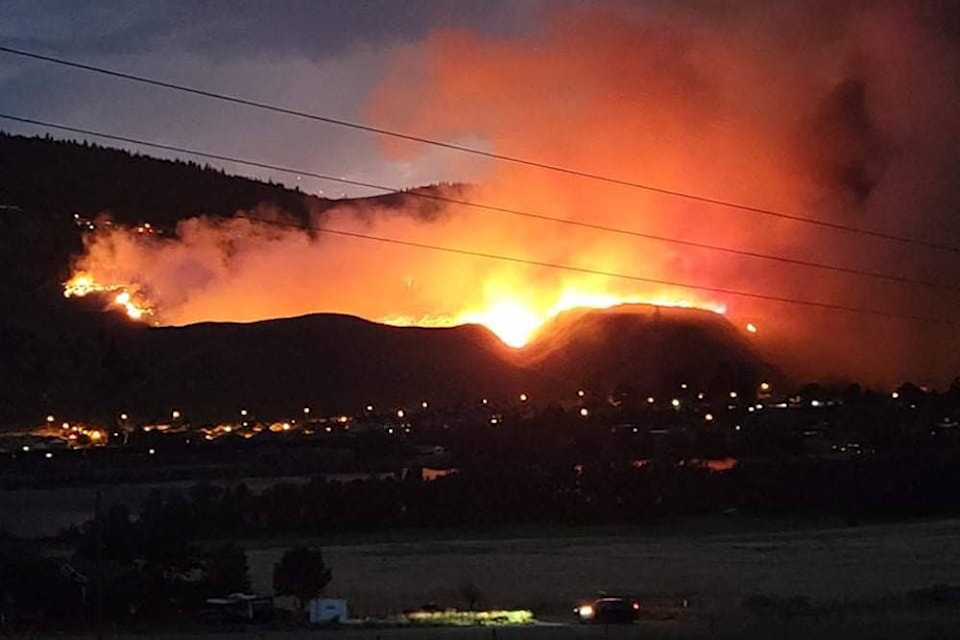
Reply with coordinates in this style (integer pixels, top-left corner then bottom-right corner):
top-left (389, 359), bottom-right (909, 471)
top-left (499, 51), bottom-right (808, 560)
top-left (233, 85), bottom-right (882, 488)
top-left (68, 0), bottom-right (960, 388)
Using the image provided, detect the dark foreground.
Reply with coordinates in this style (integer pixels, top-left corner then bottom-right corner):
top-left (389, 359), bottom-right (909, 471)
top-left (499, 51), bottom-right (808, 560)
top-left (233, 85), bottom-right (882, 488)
top-left (35, 605), bottom-right (960, 640)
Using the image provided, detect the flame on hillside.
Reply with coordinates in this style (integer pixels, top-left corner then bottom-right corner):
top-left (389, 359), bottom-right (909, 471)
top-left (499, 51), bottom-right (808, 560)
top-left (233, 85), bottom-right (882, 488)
top-left (64, 248), bottom-right (725, 347)
top-left (64, 272), bottom-right (153, 321)
top-left (54, 1), bottom-right (960, 386)
top-left (386, 290), bottom-right (725, 348)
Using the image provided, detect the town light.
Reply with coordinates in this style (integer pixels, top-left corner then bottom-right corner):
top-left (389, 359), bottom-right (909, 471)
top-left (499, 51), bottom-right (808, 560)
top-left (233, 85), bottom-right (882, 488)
top-left (303, 406), bottom-right (311, 415)
top-left (705, 413), bottom-right (714, 422)
top-left (729, 391), bottom-right (738, 399)
top-left (240, 409), bottom-right (248, 416)
top-left (746, 322), bottom-right (758, 334)
top-left (397, 409), bottom-right (405, 419)
top-left (519, 393), bottom-right (528, 402)
top-left (366, 404), bottom-right (374, 412)
top-left (46, 415), bottom-right (55, 423)
top-left (421, 401), bottom-right (428, 409)
top-left (647, 396), bottom-right (655, 404)
top-left (760, 382), bottom-right (771, 392)
top-left (671, 398), bottom-right (681, 408)
top-left (172, 410), bottom-right (181, 420)
top-left (579, 407), bottom-right (589, 417)
top-left (577, 389), bottom-right (585, 398)
top-left (120, 413), bottom-right (128, 421)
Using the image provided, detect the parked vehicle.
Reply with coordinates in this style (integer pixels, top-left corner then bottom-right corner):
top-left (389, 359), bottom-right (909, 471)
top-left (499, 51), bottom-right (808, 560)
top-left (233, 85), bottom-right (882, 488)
top-left (574, 596), bottom-right (640, 624)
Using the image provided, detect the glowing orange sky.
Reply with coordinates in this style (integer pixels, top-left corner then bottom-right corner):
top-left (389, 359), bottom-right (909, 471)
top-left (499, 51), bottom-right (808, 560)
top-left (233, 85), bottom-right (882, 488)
top-left (62, 2), bottom-right (960, 387)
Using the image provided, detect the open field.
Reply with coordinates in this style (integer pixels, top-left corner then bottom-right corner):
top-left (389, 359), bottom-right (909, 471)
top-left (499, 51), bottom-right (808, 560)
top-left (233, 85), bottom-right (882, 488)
top-left (246, 518), bottom-right (960, 618)
top-left (38, 608), bottom-right (960, 640)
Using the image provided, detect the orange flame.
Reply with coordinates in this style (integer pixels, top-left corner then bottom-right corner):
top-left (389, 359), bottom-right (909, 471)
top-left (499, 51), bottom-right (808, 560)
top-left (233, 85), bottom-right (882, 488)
top-left (64, 272), bottom-right (153, 321)
top-left (386, 287), bottom-right (726, 348)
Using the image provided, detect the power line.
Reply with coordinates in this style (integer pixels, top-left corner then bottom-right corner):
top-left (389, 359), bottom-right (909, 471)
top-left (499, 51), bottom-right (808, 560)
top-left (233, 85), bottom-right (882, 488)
top-left (233, 214), bottom-right (959, 327)
top-left (2, 43), bottom-right (958, 254)
top-left (0, 118), bottom-right (951, 327)
top-left (2, 113), bottom-right (958, 296)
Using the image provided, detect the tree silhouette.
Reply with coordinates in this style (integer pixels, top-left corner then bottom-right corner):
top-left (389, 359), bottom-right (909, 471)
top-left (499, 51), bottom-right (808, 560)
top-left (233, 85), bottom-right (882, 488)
top-left (272, 547), bottom-right (332, 609)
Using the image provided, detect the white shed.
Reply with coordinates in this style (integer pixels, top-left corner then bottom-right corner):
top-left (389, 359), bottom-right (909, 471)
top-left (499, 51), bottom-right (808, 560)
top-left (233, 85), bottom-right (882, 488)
top-left (309, 598), bottom-right (348, 623)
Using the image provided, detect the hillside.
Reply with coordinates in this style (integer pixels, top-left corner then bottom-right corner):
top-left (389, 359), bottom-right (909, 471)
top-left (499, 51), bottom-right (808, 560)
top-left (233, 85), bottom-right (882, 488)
top-left (100, 313), bottom-right (551, 421)
top-left (0, 132), bottom-right (322, 226)
top-left (0, 133), bottom-right (770, 425)
top-left (521, 304), bottom-right (772, 400)
top-left (0, 300), bottom-right (767, 424)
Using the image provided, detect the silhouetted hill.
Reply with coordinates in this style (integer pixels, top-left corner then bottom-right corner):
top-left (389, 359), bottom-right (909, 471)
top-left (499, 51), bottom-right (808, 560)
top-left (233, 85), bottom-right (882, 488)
top-left (0, 301), bottom-right (768, 424)
top-left (0, 133), bottom-right (771, 425)
top-left (102, 313), bottom-right (550, 421)
top-left (0, 131), bottom-right (321, 225)
top-left (521, 305), bottom-right (773, 400)
top-left (0, 131), bottom-right (467, 228)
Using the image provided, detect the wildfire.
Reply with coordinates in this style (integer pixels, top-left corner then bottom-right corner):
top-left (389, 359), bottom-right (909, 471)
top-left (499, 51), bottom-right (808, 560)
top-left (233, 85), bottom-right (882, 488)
top-left (64, 221), bottom-right (735, 348)
top-left (387, 288), bottom-right (727, 348)
top-left (63, 272), bottom-right (153, 321)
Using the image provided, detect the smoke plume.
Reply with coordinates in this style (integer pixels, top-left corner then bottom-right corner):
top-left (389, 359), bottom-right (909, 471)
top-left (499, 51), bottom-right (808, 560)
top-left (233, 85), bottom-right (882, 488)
top-left (70, 0), bottom-right (960, 387)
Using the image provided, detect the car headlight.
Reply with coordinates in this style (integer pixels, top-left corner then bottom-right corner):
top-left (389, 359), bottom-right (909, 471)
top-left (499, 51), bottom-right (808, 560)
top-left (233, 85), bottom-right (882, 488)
top-left (577, 605), bottom-right (595, 619)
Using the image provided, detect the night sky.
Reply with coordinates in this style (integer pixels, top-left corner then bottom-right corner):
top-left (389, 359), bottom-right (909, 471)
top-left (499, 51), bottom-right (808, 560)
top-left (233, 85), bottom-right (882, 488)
top-left (0, 0), bottom-right (543, 194)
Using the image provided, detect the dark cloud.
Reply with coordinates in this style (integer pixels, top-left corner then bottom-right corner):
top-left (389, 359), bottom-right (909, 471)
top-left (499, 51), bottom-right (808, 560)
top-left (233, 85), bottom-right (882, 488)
top-left (0, 0), bottom-right (544, 58)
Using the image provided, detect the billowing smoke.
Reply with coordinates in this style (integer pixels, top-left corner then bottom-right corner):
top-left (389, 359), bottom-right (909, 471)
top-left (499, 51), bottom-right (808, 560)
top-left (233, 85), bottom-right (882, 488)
top-left (69, 0), bottom-right (960, 387)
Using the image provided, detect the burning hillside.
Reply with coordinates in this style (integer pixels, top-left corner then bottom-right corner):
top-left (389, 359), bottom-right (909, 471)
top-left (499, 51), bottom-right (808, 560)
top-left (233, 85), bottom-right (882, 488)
top-left (62, 216), bottom-right (730, 348)
top-left (37, 0), bottom-right (960, 386)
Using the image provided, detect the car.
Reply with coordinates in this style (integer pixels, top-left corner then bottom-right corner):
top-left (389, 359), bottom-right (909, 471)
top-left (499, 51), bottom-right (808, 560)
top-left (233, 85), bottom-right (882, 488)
top-left (574, 596), bottom-right (640, 624)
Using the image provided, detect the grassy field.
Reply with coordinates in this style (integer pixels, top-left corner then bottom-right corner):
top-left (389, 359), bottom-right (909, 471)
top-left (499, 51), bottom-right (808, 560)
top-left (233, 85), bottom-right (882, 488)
top-left (25, 518), bottom-right (960, 639)
top-left (42, 608), bottom-right (960, 640)
top-left (245, 518), bottom-right (960, 618)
